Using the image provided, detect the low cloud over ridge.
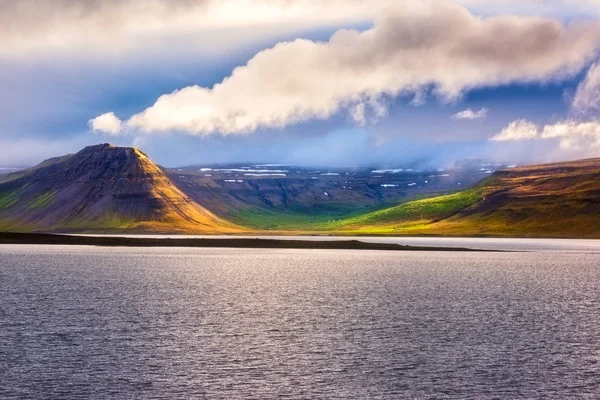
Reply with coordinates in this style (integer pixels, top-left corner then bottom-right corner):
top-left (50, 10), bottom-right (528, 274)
top-left (91, 1), bottom-right (600, 137)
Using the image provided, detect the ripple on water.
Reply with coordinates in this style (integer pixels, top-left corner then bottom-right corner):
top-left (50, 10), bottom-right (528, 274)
top-left (1, 246), bottom-right (600, 399)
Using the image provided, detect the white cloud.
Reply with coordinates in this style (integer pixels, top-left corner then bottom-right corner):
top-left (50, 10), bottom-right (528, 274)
top-left (491, 117), bottom-right (600, 158)
top-left (89, 112), bottom-right (122, 135)
top-left (452, 108), bottom-right (489, 120)
top-left (491, 60), bottom-right (600, 159)
top-left (491, 119), bottom-right (540, 141)
top-left (93, 2), bottom-right (600, 136)
top-left (458, 0), bottom-right (600, 18)
top-left (540, 120), bottom-right (600, 151)
top-left (350, 103), bottom-right (366, 126)
top-left (572, 63), bottom-right (600, 115)
top-left (2, 0), bottom-right (599, 60)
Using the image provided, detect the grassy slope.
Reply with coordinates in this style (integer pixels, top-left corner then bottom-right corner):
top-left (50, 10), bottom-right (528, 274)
top-left (326, 189), bottom-right (483, 232)
top-left (229, 158), bottom-right (600, 238)
top-left (226, 202), bottom-right (384, 230)
top-left (422, 164), bottom-right (600, 238)
top-left (0, 189), bottom-right (21, 209)
top-left (325, 159), bottom-right (600, 238)
top-left (227, 189), bottom-right (484, 234)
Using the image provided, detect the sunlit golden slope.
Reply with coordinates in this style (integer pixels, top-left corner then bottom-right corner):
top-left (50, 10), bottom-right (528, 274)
top-left (432, 158), bottom-right (600, 237)
top-left (0, 144), bottom-right (245, 233)
top-left (327, 158), bottom-right (600, 238)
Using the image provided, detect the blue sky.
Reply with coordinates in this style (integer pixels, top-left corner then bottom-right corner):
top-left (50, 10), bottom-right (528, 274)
top-left (1, 0), bottom-right (600, 168)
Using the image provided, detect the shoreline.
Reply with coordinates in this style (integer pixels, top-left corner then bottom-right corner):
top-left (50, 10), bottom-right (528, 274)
top-left (0, 232), bottom-right (496, 252)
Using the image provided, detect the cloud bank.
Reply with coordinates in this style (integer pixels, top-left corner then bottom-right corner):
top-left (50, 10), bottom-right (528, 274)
top-left (0, 0), bottom-right (382, 59)
top-left (91, 1), bottom-right (600, 137)
top-left (3, 0), bottom-right (600, 60)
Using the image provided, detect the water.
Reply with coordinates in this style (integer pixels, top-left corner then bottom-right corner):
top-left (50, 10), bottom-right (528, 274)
top-left (1, 245), bottom-right (600, 399)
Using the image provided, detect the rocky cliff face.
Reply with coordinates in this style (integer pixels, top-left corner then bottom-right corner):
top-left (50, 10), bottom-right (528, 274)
top-left (166, 164), bottom-right (488, 217)
top-left (0, 144), bottom-right (243, 233)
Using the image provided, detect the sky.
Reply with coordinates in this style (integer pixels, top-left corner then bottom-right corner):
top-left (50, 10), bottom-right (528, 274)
top-left (2, 0), bottom-right (600, 168)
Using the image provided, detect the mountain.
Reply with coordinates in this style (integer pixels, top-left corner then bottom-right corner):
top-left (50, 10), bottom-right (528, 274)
top-left (326, 158), bottom-right (600, 238)
top-left (166, 162), bottom-right (494, 228)
top-left (2, 144), bottom-right (599, 237)
top-left (0, 144), bottom-right (243, 233)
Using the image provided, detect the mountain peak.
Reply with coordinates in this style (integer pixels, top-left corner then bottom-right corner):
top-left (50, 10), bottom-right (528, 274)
top-left (77, 143), bottom-right (141, 155)
top-left (0, 144), bottom-right (242, 233)
top-left (78, 143), bottom-right (119, 153)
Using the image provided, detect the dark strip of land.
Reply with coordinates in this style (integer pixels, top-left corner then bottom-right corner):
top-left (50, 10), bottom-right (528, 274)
top-left (0, 232), bottom-right (497, 252)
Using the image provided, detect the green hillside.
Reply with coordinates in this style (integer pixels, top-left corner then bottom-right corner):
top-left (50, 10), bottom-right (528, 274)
top-left (230, 157), bottom-right (600, 238)
top-left (319, 158), bottom-right (600, 238)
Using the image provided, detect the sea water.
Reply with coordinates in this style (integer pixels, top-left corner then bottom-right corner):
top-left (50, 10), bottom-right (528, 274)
top-left (1, 244), bottom-right (599, 399)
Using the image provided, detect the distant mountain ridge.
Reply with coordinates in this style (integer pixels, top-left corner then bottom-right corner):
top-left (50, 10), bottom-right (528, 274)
top-left (166, 160), bottom-right (489, 220)
top-left (0, 144), bottom-right (242, 233)
top-left (1, 144), bottom-right (600, 237)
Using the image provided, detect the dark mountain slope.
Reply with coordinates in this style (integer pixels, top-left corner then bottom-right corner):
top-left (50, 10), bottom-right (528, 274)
top-left (0, 154), bottom-right (74, 184)
top-left (0, 144), bottom-right (243, 233)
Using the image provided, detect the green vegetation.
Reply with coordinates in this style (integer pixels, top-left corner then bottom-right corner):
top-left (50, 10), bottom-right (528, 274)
top-left (227, 189), bottom-right (485, 233)
top-left (228, 203), bottom-right (367, 230)
top-left (0, 189), bottom-right (20, 209)
top-left (62, 213), bottom-right (138, 231)
top-left (329, 188), bottom-right (484, 229)
top-left (27, 191), bottom-right (55, 209)
top-left (0, 218), bottom-right (37, 232)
